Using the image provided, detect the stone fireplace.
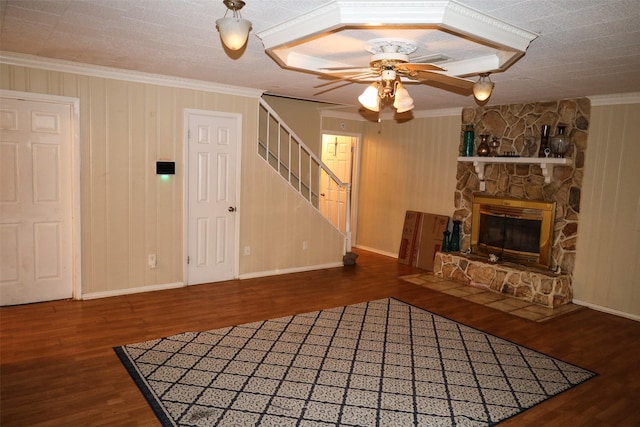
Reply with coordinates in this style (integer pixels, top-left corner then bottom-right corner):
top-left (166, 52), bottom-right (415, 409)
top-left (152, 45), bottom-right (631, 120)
top-left (434, 98), bottom-right (590, 308)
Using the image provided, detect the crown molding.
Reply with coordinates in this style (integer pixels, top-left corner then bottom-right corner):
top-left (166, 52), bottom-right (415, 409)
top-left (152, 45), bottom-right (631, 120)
top-left (588, 93), bottom-right (640, 106)
top-left (0, 51), bottom-right (265, 98)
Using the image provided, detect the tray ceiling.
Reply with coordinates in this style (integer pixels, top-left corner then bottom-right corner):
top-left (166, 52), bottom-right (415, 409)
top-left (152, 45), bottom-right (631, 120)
top-left (1, 0), bottom-right (639, 113)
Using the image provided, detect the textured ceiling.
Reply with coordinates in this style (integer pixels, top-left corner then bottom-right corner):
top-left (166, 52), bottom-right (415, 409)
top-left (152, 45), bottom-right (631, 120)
top-left (1, 0), bottom-right (639, 113)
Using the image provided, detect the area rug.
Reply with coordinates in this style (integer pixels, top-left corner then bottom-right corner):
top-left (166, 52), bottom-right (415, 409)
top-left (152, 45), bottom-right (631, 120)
top-left (114, 298), bottom-right (595, 426)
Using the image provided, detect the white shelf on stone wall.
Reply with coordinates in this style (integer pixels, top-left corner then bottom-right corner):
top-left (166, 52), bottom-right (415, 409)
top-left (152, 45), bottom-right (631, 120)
top-left (457, 156), bottom-right (573, 187)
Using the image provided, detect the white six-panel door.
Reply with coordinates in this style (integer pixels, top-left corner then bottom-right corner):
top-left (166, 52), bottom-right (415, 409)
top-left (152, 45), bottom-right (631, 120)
top-left (0, 97), bottom-right (74, 305)
top-left (320, 135), bottom-right (353, 232)
top-left (186, 111), bottom-right (239, 285)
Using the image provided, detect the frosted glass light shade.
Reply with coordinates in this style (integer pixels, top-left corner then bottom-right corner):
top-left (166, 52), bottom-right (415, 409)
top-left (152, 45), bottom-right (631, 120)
top-left (358, 84), bottom-right (380, 112)
top-left (216, 17), bottom-right (252, 50)
top-left (393, 83), bottom-right (414, 113)
top-left (473, 77), bottom-right (494, 101)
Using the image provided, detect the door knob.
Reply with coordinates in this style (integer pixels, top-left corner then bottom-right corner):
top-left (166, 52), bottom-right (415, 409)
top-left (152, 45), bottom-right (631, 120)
top-left (228, 206), bottom-right (236, 212)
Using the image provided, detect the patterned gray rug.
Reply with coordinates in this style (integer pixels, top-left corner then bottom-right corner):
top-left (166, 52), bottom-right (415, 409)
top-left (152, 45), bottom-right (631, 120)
top-left (114, 298), bottom-right (595, 426)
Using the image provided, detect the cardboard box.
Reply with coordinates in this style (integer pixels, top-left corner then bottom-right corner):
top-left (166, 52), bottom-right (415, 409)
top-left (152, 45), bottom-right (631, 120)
top-left (416, 214), bottom-right (450, 271)
top-left (398, 211), bottom-right (423, 265)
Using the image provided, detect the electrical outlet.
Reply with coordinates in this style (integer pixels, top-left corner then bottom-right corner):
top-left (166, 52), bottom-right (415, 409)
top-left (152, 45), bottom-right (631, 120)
top-left (302, 241), bottom-right (309, 250)
top-left (244, 246), bottom-right (251, 255)
top-left (148, 254), bottom-right (157, 268)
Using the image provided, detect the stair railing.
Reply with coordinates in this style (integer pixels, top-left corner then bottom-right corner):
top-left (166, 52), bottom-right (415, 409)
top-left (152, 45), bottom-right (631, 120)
top-left (258, 99), bottom-right (351, 252)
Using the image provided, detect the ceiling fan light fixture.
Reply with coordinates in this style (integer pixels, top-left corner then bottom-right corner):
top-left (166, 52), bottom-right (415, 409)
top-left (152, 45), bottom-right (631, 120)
top-left (216, 0), bottom-right (252, 51)
top-left (393, 83), bottom-right (414, 113)
top-left (358, 83), bottom-right (380, 112)
top-left (473, 73), bottom-right (494, 102)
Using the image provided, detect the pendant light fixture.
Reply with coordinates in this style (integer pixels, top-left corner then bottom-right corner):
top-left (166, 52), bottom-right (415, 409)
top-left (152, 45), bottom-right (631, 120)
top-left (216, 0), bottom-right (252, 51)
top-left (473, 73), bottom-right (494, 102)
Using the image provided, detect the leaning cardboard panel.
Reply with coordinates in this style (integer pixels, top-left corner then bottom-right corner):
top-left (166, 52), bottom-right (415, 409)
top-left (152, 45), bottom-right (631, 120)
top-left (416, 214), bottom-right (450, 271)
top-left (398, 211), bottom-right (423, 265)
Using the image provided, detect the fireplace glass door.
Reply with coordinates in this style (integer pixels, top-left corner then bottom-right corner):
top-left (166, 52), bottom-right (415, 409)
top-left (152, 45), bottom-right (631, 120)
top-left (471, 196), bottom-right (555, 269)
top-left (478, 214), bottom-right (542, 256)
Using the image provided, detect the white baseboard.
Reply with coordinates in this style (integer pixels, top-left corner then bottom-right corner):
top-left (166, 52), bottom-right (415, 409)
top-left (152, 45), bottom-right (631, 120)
top-left (352, 245), bottom-right (397, 259)
top-left (572, 299), bottom-right (640, 322)
top-left (238, 262), bottom-right (344, 280)
top-left (81, 282), bottom-right (185, 300)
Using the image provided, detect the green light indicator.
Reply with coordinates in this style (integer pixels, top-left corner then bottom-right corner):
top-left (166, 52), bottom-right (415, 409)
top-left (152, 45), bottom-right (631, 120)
top-left (160, 174), bottom-right (170, 181)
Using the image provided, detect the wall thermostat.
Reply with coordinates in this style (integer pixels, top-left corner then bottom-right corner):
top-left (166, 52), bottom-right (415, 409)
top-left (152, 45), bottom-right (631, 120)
top-left (156, 161), bottom-right (175, 175)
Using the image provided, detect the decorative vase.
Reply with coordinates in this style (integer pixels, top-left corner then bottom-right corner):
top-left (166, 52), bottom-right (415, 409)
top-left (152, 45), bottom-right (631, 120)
top-left (462, 124), bottom-right (474, 156)
top-left (489, 136), bottom-right (500, 156)
top-left (550, 125), bottom-right (571, 158)
top-left (441, 230), bottom-right (451, 252)
top-left (450, 221), bottom-right (461, 252)
top-left (538, 125), bottom-right (550, 157)
top-left (477, 134), bottom-right (490, 157)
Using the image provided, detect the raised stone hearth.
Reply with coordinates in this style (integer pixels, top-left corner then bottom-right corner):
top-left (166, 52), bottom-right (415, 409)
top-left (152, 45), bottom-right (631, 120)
top-left (434, 252), bottom-right (572, 308)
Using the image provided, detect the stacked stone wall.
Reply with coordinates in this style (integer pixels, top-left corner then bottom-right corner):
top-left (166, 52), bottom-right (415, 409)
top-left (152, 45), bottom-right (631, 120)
top-left (456, 98), bottom-right (590, 275)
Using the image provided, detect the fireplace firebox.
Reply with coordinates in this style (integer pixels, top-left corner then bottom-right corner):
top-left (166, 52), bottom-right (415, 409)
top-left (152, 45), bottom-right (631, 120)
top-left (471, 196), bottom-right (555, 270)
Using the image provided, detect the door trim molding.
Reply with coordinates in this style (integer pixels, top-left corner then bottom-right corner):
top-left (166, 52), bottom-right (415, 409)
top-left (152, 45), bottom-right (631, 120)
top-left (183, 108), bottom-right (242, 284)
top-left (0, 89), bottom-right (82, 300)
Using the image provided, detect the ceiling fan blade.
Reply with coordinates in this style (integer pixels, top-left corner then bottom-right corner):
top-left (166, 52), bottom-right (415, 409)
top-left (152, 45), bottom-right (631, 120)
top-left (313, 81), bottom-right (356, 96)
top-left (313, 72), bottom-right (377, 88)
top-left (320, 66), bottom-right (374, 72)
top-left (414, 71), bottom-right (474, 89)
top-left (397, 63), bottom-right (445, 72)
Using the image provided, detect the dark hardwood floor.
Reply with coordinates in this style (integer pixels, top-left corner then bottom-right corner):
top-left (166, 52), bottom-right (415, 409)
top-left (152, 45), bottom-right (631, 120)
top-left (1, 249), bottom-right (639, 426)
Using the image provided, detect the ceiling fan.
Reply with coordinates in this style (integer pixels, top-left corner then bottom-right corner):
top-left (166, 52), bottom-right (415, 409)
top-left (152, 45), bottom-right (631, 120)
top-left (316, 38), bottom-right (477, 112)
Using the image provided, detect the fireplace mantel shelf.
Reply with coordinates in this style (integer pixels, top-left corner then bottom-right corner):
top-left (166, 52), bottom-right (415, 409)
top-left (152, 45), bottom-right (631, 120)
top-left (458, 157), bottom-right (573, 185)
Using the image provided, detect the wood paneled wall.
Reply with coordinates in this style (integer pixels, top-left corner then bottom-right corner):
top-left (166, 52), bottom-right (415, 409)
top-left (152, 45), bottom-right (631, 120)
top-left (354, 115), bottom-right (460, 256)
top-left (0, 63), bottom-right (344, 297)
top-left (3, 59), bottom-right (637, 318)
top-left (573, 102), bottom-right (640, 317)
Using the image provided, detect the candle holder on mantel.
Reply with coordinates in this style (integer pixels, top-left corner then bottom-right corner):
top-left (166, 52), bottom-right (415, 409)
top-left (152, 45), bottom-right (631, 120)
top-left (489, 136), bottom-right (500, 156)
top-left (538, 125), bottom-right (550, 157)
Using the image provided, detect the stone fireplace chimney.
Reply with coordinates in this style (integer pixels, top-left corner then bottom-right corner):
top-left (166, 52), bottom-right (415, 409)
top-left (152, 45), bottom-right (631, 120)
top-left (455, 98), bottom-right (590, 276)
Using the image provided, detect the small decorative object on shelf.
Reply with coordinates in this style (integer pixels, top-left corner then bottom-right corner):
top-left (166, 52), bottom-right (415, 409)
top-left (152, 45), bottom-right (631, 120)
top-left (550, 124), bottom-right (571, 158)
top-left (462, 124), bottom-right (475, 156)
top-left (489, 136), bottom-right (500, 156)
top-left (538, 125), bottom-right (550, 157)
top-left (477, 134), bottom-right (490, 157)
top-left (450, 221), bottom-right (461, 252)
top-left (441, 230), bottom-right (451, 252)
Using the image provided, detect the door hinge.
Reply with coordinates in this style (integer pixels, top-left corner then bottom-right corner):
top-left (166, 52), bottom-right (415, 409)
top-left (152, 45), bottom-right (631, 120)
top-left (187, 256), bottom-right (190, 264)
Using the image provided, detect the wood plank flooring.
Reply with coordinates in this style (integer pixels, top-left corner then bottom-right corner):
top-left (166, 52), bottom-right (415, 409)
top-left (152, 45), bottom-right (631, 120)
top-left (1, 249), bottom-right (639, 426)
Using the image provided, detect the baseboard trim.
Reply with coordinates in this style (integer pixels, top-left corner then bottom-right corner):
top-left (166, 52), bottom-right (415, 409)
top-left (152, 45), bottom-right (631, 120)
top-left (352, 245), bottom-right (397, 259)
top-left (572, 299), bottom-right (639, 322)
top-left (81, 282), bottom-right (185, 300)
top-left (238, 262), bottom-right (344, 280)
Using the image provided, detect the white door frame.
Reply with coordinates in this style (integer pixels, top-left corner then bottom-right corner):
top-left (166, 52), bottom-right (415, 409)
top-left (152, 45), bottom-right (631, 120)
top-left (1, 89), bottom-right (82, 300)
top-left (183, 108), bottom-right (242, 284)
top-left (320, 130), bottom-right (361, 246)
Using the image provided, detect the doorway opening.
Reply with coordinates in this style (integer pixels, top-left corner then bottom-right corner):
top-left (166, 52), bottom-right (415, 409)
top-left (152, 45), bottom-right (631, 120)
top-left (320, 133), bottom-right (360, 246)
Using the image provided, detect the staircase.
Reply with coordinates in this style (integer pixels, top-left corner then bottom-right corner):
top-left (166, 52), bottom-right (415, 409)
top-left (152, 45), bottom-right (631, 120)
top-left (258, 99), bottom-right (351, 251)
